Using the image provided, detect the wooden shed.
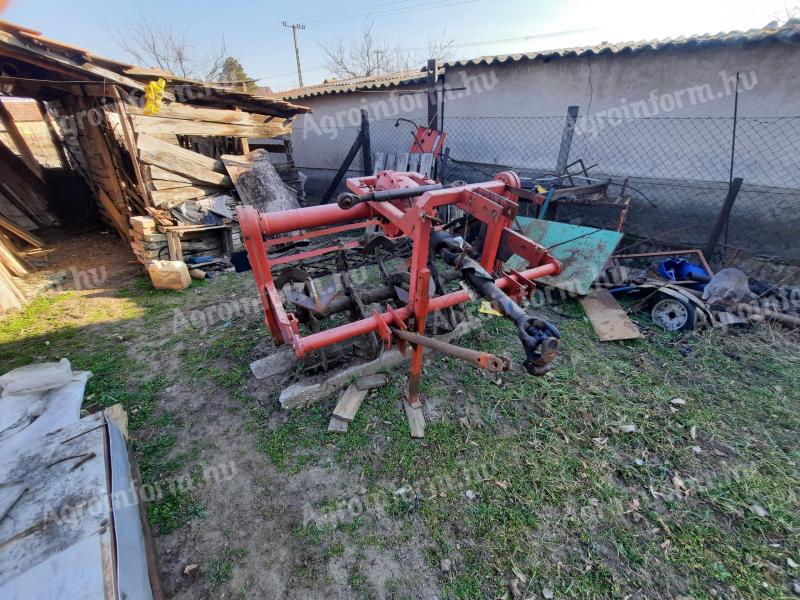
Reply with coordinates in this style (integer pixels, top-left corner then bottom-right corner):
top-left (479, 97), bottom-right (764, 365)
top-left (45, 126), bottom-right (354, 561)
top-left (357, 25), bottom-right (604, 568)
top-left (0, 19), bottom-right (310, 311)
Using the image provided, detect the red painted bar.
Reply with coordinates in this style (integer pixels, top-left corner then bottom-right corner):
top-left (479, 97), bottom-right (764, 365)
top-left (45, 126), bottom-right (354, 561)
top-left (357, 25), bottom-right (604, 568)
top-left (270, 241), bottom-right (361, 266)
top-left (294, 261), bottom-right (560, 355)
top-left (258, 202), bottom-right (372, 236)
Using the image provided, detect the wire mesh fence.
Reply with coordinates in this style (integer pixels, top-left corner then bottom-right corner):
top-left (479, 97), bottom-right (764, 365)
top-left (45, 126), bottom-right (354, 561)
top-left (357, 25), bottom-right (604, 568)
top-left (292, 113), bottom-right (800, 265)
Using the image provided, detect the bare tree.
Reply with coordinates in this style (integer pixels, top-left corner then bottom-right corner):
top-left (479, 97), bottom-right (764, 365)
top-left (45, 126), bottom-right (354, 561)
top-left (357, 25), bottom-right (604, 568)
top-left (321, 21), bottom-right (454, 79)
top-left (769, 5), bottom-right (800, 26)
top-left (113, 18), bottom-right (228, 81)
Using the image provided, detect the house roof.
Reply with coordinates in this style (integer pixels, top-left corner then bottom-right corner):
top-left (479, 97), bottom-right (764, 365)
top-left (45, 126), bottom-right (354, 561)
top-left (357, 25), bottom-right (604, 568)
top-left (0, 19), bottom-right (310, 118)
top-left (276, 24), bottom-right (800, 100)
top-left (442, 23), bottom-right (800, 68)
top-left (276, 69), bottom-right (429, 100)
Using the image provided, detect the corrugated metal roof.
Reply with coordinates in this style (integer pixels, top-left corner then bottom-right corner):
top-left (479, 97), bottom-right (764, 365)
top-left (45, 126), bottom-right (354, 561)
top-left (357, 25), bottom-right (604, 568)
top-left (277, 24), bottom-right (800, 100)
top-left (443, 24), bottom-right (800, 68)
top-left (276, 69), bottom-right (428, 100)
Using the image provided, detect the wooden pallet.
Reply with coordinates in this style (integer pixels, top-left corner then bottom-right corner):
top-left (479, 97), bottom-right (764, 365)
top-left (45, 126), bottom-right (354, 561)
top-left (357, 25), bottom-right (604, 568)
top-left (373, 152), bottom-right (434, 177)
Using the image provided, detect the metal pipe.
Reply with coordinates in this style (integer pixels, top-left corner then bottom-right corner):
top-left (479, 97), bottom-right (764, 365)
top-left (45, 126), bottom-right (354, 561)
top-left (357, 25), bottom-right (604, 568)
top-left (296, 262), bottom-right (559, 355)
top-left (391, 327), bottom-right (508, 372)
top-left (257, 202), bottom-right (372, 236)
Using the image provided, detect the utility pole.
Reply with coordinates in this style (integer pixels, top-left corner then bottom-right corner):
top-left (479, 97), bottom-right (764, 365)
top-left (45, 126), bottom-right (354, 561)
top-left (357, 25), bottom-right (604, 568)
top-left (282, 22), bottom-right (305, 87)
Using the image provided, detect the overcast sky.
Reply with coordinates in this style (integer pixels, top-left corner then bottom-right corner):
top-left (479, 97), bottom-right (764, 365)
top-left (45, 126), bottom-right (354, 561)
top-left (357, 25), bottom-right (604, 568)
top-left (1, 0), bottom-right (793, 90)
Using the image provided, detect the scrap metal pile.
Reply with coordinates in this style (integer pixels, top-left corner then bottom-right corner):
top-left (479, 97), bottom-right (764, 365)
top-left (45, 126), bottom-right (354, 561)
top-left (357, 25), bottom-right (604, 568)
top-left (237, 169), bottom-right (563, 407)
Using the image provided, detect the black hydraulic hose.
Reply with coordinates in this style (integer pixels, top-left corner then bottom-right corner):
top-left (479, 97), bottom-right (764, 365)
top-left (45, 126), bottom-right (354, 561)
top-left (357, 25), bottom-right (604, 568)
top-left (337, 183), bottom-right (451, 210)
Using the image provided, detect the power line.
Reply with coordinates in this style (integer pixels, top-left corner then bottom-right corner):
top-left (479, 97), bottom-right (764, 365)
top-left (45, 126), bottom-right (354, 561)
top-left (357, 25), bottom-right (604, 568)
top-left (299, 0), bottom-right (481, 27)
top-left (283, 0), bottom-right (427, 26)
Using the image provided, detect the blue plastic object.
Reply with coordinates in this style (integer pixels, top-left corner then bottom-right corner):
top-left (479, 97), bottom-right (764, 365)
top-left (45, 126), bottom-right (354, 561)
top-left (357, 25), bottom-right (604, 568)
top-left (658, 258), bottom-right (709, 289)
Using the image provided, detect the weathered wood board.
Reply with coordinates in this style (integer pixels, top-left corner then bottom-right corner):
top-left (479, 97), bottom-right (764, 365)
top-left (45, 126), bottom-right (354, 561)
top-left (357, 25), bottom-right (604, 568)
top-left (579, 288), bottom-right (643, 342)
top-left (332, 384), bottom-right (368, 422)
top-left (136, 133), bottom-right (229, 186)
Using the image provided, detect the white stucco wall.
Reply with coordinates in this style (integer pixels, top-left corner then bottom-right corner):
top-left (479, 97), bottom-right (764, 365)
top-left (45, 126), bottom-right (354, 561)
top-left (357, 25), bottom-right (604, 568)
top-left (437, 43), bottom-right (800, 186)
top-left (286, 42), bottom-right (800, 261)
top-left (290, 41), bottom-right (800, 189)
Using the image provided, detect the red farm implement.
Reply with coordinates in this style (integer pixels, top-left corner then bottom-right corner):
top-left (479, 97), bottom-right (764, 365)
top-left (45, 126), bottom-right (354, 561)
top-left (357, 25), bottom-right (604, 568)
top-left (237, 169), bottom-right (563, 410)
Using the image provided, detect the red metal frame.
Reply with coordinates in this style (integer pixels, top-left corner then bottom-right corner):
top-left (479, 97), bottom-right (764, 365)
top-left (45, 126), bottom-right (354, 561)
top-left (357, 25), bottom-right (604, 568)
top-left (410, 125), bottom-right (445, 157)
top-left (237, 170), bottom-right (562, 406)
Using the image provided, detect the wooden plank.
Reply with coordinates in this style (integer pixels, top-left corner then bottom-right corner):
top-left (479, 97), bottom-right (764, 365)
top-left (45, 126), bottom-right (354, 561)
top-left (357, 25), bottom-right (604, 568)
top-left (130, 114), bottom-right (292, 138)
top-left (130, 215), bottom-right (156, 233)
top-left (403, 401), bottom-right (426, 439)
top-left (95, 188), bottom-right (129, 240)
top-left (0, 140), bottom-right (53, 226)
top-left (166, 231), bottom-right (183, 261)
top-left (36, 100), bottom-right (69, 169)
top-left (407, 153), bottom-right (421, 173)
top-left (355, 373), bottom-right (388, 391)
top-left (136, 133), bottom-right (230, 185)
top-left (0, 234), bottom-right (28, 276)
top-left (71, 96), bottom-right (129, 221)
top-left (0, 20), bottom-right (42, 36)
top-left (151, 186), bottom-right (218, 208)
top-left (373, 152), bottom-right (386, 174)
top-left (0, 100), bottom-right (43, 180)
top-left (0, 261), bottom-right (25, 312)
top-left (111, 87), bottom-right (153, 207)
top-left (128, 103), bottom-right (282, 126)
top-left (147, 165), bottom-right (196, 184)
top-left (0, 29), bottom-right (156, 96)
top-left (150, 179), bottom-right (193, 190)
top-left (418, 153), bottom-right (434, 178)
top-left (17, 31), bottom-right (90, 57)
top-left (0, 214), bottom-right (45, 248)
top-left (332, 384), bottom-right (368, 422)
top-left (578, 288), bottom-right (643, 342)
top-left (394, 153), bottom-right (409, 172)
top-left (327, 416), bottom-right (349, 433)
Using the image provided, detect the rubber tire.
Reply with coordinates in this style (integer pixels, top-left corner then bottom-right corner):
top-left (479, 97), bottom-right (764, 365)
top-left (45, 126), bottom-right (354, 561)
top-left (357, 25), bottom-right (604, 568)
top-left (649, 293), bottom-right (696, 332)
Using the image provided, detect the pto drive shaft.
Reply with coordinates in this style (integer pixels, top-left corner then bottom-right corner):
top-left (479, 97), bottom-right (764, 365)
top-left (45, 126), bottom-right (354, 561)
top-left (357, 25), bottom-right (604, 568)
top-left (429, 230), bottom-right (561, 375)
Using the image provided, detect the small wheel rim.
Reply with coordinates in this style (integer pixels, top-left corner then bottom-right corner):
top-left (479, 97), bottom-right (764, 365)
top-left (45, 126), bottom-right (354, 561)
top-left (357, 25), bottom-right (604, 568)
top-left (651, 298), bottom-right (690, 331)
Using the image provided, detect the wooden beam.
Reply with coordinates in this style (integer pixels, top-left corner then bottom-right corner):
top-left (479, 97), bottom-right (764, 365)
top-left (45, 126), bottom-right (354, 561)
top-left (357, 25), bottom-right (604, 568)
top-left (0, 234), bottom-right (28, 276)
top-left (146, 165), bottom-right (197, 184)
top-left (94, 188), bottom-right (128, 238)
top-left (0, 260), bottom-right (26, 312)
top-left (65, 96), bottom-right (130, 240)
top-left (0, 140), bottom-right (53, 226)
top-left (150, 179), bottom-right (194, 190)
top-left (0, 100), bottom-right (44, 180)
top-left (0, 19), bottom-right (42, 36)
top-left (17, 31), bottom-right (91, 57)
top-left (130, 114), bottom-right (291, 138)
top-left (0, 29), bottom-right (150, 94)
top-left (111, 86), bottom-right (153, 207)
top-left (36, 100), bottom-right (70, 169)
top-left (137, 133), bottom-right (230, 185)
top-left (151, 186), bottom-right (218, 208)
top-left (332, 384), bottom-right (368, 422)
top-left (578, 288), bottom-right (643, 342)
top-left (0, 214), bottom-right (45, 248)
top-left (128, 103), bottom-right (285, 126)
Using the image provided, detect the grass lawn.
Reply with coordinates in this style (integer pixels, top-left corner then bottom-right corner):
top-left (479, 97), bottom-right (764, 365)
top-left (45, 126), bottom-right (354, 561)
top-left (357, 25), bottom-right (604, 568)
top-left (1, 271), bottom-right (797, 599)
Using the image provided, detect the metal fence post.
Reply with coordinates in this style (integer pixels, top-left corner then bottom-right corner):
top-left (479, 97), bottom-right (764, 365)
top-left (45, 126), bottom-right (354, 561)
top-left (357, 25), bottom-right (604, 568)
top-left (705, 177), bottom-right (744, 259)
top-left (555, 105), bottom-right (579, 175)
top-left (360, 108), bottom-right (373, 176)
top-left (427, 58), bottom-right (440, 130)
